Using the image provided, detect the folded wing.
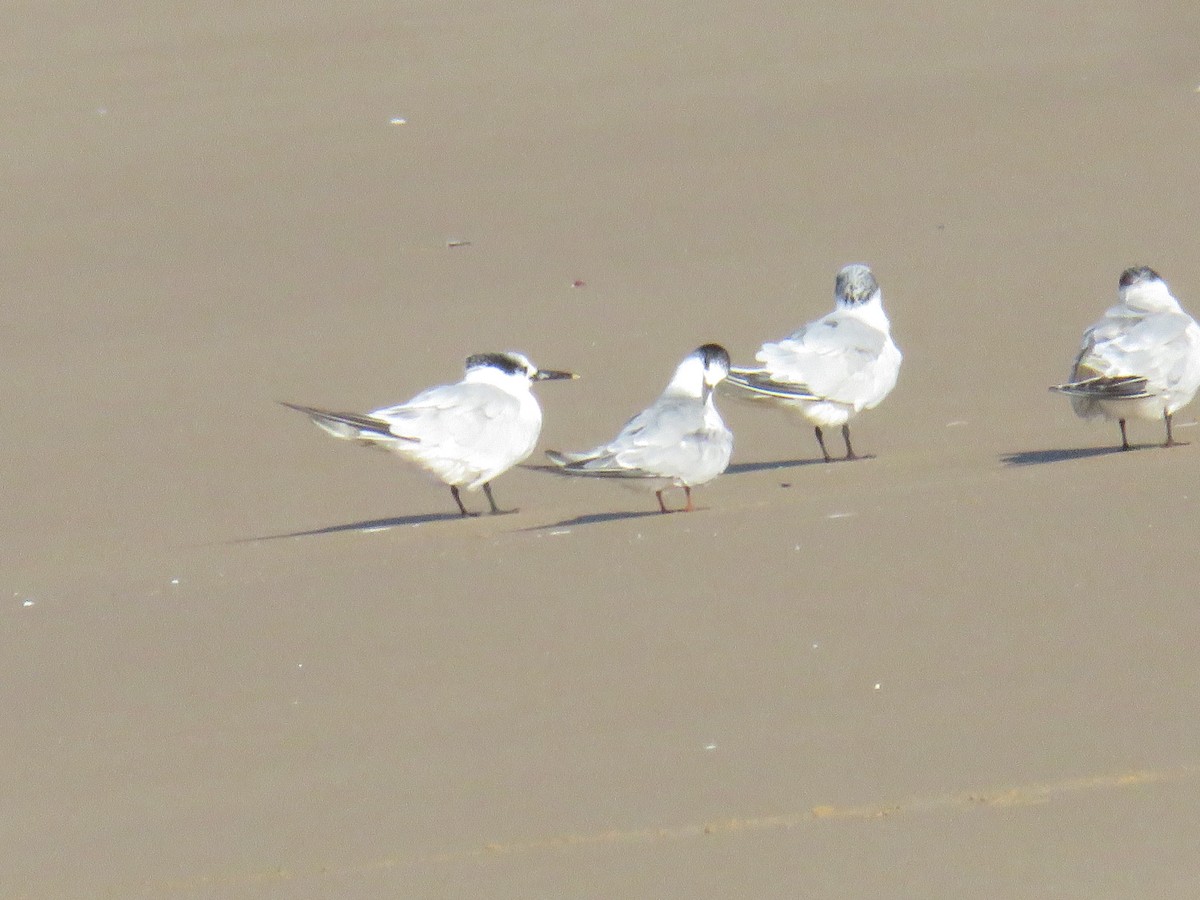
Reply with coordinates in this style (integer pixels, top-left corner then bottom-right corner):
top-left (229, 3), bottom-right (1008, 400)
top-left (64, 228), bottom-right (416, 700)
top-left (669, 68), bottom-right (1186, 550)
top-left (547, 397), bottom-right (728, 480)
top-left (729, 314), bottom-right (898, 410)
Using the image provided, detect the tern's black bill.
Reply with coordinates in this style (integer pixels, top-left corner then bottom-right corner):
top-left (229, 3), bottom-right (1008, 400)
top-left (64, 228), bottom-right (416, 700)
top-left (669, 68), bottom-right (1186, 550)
top-left (535, 369), bottom-right (578, 381)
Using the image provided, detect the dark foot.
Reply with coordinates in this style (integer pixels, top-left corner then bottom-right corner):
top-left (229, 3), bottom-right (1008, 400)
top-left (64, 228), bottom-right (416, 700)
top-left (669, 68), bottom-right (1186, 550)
top-left (655, 490), bottom-right (670, 513)
top-left (450, 486), bottom-right (478, 517)
top-left (683, 486), bottom-right (695, 513)
top-left (481, 483), bottom-right (516, 515)
top-left (815, 426), bottom-right (833, 463)
top-left (1119, 419), bottom-right (1132, 451)
top-left (1163, 414), bottom-right (1188, 448)
top-left (841, 424), bottom-right (859, 461)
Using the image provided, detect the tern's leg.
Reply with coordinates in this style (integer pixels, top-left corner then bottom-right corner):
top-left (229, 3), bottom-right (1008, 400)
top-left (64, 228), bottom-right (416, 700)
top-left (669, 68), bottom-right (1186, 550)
top-left (482, 482), bottom-right (511, 514)
top-left (449, 486), bottom-right (477, 517)
top-left (841, 424), bottom-right (859, 461)
top-left (1164, 412), bottom-right (1188, 448)
top-left (655, 489), bottom-right (669, 513)
top-left (683, 486), bottom-right (695, 512)
top-left (1118, 419), bottom-right (1131, 451)
top-left (814, 426), bottom-right (833, 463)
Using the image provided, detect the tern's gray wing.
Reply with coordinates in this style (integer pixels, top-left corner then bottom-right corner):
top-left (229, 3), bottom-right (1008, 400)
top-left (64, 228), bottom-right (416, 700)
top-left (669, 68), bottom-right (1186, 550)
top-left (1072, 307), bottom-right (1197, 388)
top-left (370, 382), bottom-right (520, 444)
top-left (370, 381), bottom-right (538, 488)
top-left (550, 396), bottom-right (724, 479)
top-left (744, 312), bottom-right (898, 407)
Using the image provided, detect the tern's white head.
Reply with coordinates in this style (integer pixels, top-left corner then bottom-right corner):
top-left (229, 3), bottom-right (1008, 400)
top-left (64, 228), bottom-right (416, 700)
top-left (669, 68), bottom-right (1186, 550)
top-left (834, 264), bottom-right (881, 308)
top-left (665, 343), bottom-right (732, 399)
top-left (1117, 266), bottom-right (1177, 312)
top-left (463, 351), bottom-right (576, 388)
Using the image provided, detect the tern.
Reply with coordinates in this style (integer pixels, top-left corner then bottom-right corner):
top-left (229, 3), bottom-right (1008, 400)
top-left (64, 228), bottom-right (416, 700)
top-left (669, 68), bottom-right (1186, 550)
top-left (723, 264), bottom-right (902, 462)
top-left (545, 343), bottom-right (733, 513)
top-left (1051, 266), bottom-right (1200, 450)
top-left (283, 351), bottom-right (576, 516)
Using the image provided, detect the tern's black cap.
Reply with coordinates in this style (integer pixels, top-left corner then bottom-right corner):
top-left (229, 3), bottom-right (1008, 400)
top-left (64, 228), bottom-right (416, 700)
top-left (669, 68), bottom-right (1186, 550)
top-left (695, 343), bottom-right (731, 369)
top-left (465, 352), bottom-right (531, 377)
top-left (1119, 266), bottom-right (1161, 289)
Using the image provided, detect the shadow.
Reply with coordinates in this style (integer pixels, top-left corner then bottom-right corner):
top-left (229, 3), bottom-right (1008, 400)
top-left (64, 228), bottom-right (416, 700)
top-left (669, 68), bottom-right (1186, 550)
top-left (526, 456), bottom-right (876, 481)
top-left (230, 511), bottom-right (473, 543)
top-left (521, 509), bottom-right (675, 532)
top-left (724, 455), bottom-right (873, 475)
top-left (1000, 446), bottom-right (1130, 467)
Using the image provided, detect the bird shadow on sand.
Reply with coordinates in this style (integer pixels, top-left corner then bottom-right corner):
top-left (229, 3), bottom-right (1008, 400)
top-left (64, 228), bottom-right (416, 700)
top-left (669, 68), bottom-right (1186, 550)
top-left (524, 457), bottom-right (865, 479)
top-left (725, 455), bottom-right (872, 474)
top-left (230, 511), bottom-right (481, 543)
top-left (520, 463), bottom-right (581, 476)
top-left (523, 457), bottom-right (870, 484)
top-left (1000, 446), bottom-right (1130, 467)
top-left (521, 509), bottom-right (679, 532)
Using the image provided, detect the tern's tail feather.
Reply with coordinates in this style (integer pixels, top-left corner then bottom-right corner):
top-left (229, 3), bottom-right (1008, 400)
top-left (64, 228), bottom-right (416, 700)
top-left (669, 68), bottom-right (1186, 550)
top-left (544, 449), bottom-right (593, 467)
top-left (1048, 375), bottom-right (1152, 400)
top-left (544, 449), bottom-right (647, 477)
top-left (280, 401), bottom-right (418, 443)
top-left (724, 368), bottom-right (819, 400)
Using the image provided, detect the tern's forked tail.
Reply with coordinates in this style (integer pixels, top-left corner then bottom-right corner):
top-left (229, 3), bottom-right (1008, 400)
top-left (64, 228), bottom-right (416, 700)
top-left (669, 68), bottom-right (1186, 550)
top-left (279, 401), bottom-right (419, 443)
top-left (724, 367), bottom-right (820, 400)
top-left (1048, 375), bottom-right (1152, 399)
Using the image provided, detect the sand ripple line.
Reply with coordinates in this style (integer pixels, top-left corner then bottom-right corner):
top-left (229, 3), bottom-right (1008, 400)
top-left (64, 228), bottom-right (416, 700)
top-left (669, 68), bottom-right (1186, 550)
top-left (140, 764), bottom-right (1196, 894)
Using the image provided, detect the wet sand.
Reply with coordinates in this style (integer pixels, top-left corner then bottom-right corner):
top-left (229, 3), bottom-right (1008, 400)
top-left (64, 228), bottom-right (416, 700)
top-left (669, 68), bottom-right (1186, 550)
top-left (4, 2), bottom-right (1200, 896)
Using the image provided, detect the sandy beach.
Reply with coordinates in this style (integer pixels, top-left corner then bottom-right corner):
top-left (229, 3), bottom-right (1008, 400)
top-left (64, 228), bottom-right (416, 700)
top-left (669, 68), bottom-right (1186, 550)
top-left (4, 1), bottom-right (1200, 895)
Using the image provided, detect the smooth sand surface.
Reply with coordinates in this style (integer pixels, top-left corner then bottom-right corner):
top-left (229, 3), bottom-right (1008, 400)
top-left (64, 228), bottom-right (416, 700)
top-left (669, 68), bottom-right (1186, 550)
top-left (5, 2), bottom-right (1200, 896)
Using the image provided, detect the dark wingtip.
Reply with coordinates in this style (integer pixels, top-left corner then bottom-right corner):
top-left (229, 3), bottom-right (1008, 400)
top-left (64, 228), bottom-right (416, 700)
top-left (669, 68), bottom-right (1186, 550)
top-left (1051, 375), bottom-right (1152, 399)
